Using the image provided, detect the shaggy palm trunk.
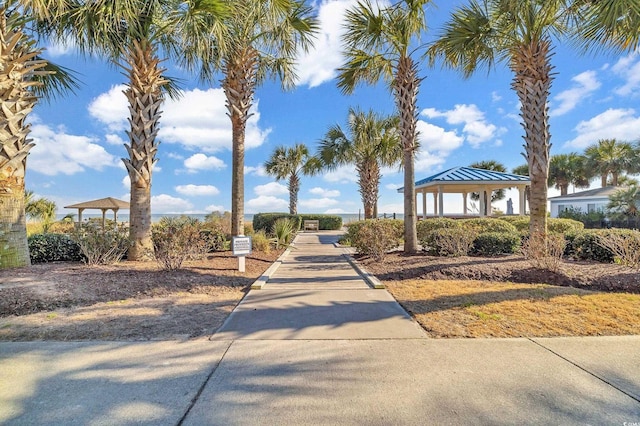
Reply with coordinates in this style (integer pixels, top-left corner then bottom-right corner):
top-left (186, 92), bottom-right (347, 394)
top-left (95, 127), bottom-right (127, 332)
top-left (223, 48), bottom-right (258, 236)
top-left (288, 174), bottom-right (299, 215)
top-left (0, 12), bottom-right (46, 268)
top-left (358, 159), bottom-right (380, 219)
top-left (122, 40), bottom-right (165, 261)
top-left (511, 40), bottom-right (553, 247)
top-left (601, 174), bottom-right (607, 187)
top-left (394, 56), bottom-right (419, 253)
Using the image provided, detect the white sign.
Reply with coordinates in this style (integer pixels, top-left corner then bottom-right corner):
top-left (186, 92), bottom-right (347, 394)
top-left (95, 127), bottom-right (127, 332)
top-left (232, 236), bottom-right (252, 256)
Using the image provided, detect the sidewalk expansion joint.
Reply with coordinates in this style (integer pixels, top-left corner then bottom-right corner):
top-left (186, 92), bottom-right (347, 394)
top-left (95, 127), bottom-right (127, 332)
top-left (528, 338), bottom-right (640, 404)
top-left (176, 340), bottom-right (234, 426)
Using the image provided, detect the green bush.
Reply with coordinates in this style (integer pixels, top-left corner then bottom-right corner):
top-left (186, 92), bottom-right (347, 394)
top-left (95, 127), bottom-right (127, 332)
top-left (71, 222), bottom-right (131, 265)
top-left (251, 230), bottom-right (271, 253)
top-left (253, 213), bottom-right (302, 233)
top-left (345, 219), bottom-right (403, 247)
top-left (472, 232), bottom-right (521, 256)
top-left (547, 218), bottom-right (584, 235)
top-left (273, 218), bottom-right (297, 249)
top-left (349, 219), bottom-right (402, 260)
top-left (565, 229), bottom-right (640, 263)
top-left (151, 217), bottom-right (207, 270)
top-left (416, 217), bottom-right (461, 242)
top-left (299, 214), bottom-right (343, 230)
top-left (461, 218), bottom-right (517, 234)
top-left (421, 227), bottom-right (477, 256)
top-left (28, 233), bottom-right (83, 263)
top-left (200, 221), bottom-right (227, 252)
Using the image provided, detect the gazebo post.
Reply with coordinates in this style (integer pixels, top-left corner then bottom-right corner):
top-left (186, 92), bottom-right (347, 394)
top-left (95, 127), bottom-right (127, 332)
top-left (114, 209), bottom-right (118, 223)
top-left (479, 188), bottom-right (486, 217)
top-left (463, 193), bottom-right (468, 215)
top-left (77, 208), bottom-right (84, 227)
top-left (438, 185), bottom-right (444, 218)
top-left (433, 193), bottom-right (437, 216)
top-left (101, 209), bottom-right (107, 229)
top-left (422, 191), bottom-right (427, 219)
top-left (519, 185), bottom-right (526, 215)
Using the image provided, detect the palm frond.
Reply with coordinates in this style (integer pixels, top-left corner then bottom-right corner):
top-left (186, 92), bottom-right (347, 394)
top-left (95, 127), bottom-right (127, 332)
top-left (31, 58), bottom-right (82, 101)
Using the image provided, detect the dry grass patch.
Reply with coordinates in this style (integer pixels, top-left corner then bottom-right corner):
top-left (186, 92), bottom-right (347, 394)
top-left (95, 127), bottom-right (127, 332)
top-left (385, 279), bottom-right (640, 338)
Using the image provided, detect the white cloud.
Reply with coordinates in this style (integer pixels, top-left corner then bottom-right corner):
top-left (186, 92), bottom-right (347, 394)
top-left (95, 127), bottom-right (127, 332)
top-left (254, 182), bottom-right (289, 196)
top-left (299, 198), bottom-right (340, 209)
top-left (245, 165), bottom-right (268, 176)
top-left (309, 187), bottom-right (340, 198)
top-left (29, 124), bottom-right (118, 176)
top-left (88, 87), bottom-right (271, 152)
top-left (323, 165), bottom-right (358, 183)
top-left (551, 70), bottom-right (601, 116)
top-left (413, 120), bottom-right (463, 172)
top-left (105, 133), bottom-right (126, 146)
top-left (122, 175), bottom-right (130, 189)
top-left (45, 38), bottom-right (77, 57)
top-left (246, 195), bottom-right (288, 213)
top-left (421, 104), bottom-right (502, 147)
top-left (296, 0), bottom-right (358, 87)
top-left (612, 52), bottom-right (640, 96)
top-left (151, 194), bottom-right (194, 213)
top-left (175, 184), bottom-right (220, 196)
top-left (183, 153), bottom-right (226, 172)
top-left (205, 204), bottom-right (226, 213)
top-left (385, 183), bottom-right (402, 190)
top-left (88, 85), bottom-right (129, 131)
top-left (491, 91), bottom-right (502, 102)
top-left (564, 108), bottom-right (640, 148)
top-left (325, 208), bottom-right (347, 214)
top-left (378, 203), bottom-right (403, 214)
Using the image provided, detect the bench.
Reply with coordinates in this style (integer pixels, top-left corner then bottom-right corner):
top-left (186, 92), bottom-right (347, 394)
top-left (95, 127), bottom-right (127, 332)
top-left (303, 220), bottom-right (319, 232)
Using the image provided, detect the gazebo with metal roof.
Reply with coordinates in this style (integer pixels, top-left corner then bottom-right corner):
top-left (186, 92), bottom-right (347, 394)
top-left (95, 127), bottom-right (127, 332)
top-left (397, 166), bottom-right (530, 218)
top-left (64, 197), bottom-right (130, 228)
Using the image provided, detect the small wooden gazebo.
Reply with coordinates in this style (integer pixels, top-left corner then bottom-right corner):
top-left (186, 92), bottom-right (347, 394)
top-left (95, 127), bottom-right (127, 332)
top-left (64, 197), bottom-right (130, 228)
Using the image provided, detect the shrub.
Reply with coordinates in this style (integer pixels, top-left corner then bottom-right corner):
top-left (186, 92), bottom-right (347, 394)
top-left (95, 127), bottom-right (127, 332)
top-left (462, 218), bottom-right (517, 234)
top-left (346, 219), bottom-right (403, 248)
top-left (568, 229), bottom-right (615, 262)
top-left (204, 211), bottom-right (232, 238)
top-left (151, 217), bottom-right (207, 270)
top-left (416, 217), bottom-right (461, 244)
top-left (273, 218), bottom-right (297, 249)
top-left (47, 221), bottom-right (76, 234)
top-left (597, 230), bottom-right (640, 269)
top-left (253, 213), bottom-right (302, 233)
top-left (521, 233), bottom-right (566, 272)
top-left (28, 233), bottom-right (83, 263)
top-left (422, 227), bottom-right (477, 256)
top-left (200, 221), bottom-right (227, 252)
top-left (350, 219), bottom-right (402, 260)
top-left (251, 230), bottom-right (271, 253)
top-left (299, 214), bottom-right (343, 230)
top-left (472, 232), bottom-right (521, 256)
top-left (548, 218), bottom-right (584, 235)
top-left (71, 222), bottom-right (130, 265)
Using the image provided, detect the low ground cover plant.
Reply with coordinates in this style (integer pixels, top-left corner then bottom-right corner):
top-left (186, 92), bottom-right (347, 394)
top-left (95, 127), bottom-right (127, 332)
top-left (28, 233), bottom-right (83, 263)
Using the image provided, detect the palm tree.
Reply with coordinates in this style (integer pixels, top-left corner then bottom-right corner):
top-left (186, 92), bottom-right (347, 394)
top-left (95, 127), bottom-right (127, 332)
top-left (264, 143), bottom-right (319, 215)
top-left (318, 108), bottom-right (401, 219)
top-left (194, 0), bottom-right (317, 236)
top-left (339, 0), bottom-right (431, 253)
top-left (67, 0), bottom-right (228, 260)
top-left (0, 1), bottom-right (77, 268)
top-left (608, 186), bottom-right (640, 217)
top-left (469, 160), bottom-right (507, 215)
top-left (585, 139), bottom-right (636, 187)
top-left (429, 0), bottom-right (591, 247)
top-left (548, 153), bottom-right (591, 195)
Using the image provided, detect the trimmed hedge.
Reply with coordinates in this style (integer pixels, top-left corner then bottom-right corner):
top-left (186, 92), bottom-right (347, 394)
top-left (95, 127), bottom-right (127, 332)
top-left (497, 216), bottom-right (584, 235)
top-left (416, 218), bottom-right (461, 243)
top-left (461, 218), bottom-right (517, 234)
top-left (252, 213), bottom-right (343, 233)
top-left (421, 227), bottom-right (477, 256)
top-left (472, 232), bottom-right (521, 256)
top-left (564, 229), bottom-right (631, 263)
top-left (28, 233), bottom-right (83, 263)
top-left (346, 219), bottom-right (402, 260)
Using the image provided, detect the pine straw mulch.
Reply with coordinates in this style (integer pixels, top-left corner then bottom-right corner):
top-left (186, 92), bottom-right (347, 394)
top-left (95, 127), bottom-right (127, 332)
top-left (0, 251), bottom-right (281, 341)
top-left (360, 253), bottom-right (640, 338)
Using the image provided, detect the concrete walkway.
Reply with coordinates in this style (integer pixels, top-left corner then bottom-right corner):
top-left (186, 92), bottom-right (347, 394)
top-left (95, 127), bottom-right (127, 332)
top-left (1, 231), bottom-right (639, 425)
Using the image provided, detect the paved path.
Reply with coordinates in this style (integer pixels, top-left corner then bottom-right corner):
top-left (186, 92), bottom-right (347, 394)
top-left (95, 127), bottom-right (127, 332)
top-left (1, 231), bottom-right (639, 425)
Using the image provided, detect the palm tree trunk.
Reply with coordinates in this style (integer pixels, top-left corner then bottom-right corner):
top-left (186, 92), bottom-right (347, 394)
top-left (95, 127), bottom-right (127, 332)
top-left (612, 172), bottom-right (619, 186)
top-left (288, 174), bottom-right (299, 215)
top-left (0, 13), bottom-right (45, 268)
top-left (121, 39), bottom-right (164, 261)
top-left (223, 49), bottom-right (258, 236)
top-left (394, 56), bottom-right (419, 253)
top-left (358, 159), bottom-right (379, 219)
top-left (511, 40), bottom-right (553, 246)
top-left (601, 174), bottom-right (607, 187)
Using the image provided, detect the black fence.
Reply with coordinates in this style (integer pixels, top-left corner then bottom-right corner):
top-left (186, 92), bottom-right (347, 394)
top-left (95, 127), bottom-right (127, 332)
top-left (582, 218), bottom-right (640, 230)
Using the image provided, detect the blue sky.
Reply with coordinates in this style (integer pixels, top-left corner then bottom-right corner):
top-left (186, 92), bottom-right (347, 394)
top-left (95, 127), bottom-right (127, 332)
top-left (27, 0), bottom-right (640, 218)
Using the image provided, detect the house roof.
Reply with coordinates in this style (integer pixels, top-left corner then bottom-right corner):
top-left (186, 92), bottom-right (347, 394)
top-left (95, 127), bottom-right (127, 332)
top-left (548, 186), bottom-right (626, 200)
top-left (397, 166), bottom-right (530, 193)
top-left (64, 197), bottom-right (130, 210)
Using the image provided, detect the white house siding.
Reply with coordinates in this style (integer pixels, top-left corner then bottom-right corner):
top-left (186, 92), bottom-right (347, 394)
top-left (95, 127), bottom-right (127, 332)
top-left (550, 198), bottom-right (608, 218)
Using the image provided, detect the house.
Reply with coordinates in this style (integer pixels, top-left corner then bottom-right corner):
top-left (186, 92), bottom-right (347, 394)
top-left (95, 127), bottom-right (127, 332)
top-left (548, 186), bottom-right (624, 217)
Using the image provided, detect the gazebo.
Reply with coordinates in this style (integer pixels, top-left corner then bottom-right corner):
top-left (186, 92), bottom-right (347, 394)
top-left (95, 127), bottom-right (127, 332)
top-left (64, 197), bottom-right (130, 228)
top-left (397, 166), bottom-right (530, 218)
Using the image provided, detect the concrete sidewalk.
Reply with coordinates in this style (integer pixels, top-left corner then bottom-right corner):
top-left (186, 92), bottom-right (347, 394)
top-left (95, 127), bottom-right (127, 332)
top-left (1, 231), bottom-right (639, 425)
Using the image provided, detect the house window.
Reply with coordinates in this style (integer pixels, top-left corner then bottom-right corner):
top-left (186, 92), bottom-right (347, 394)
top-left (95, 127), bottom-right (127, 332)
top-left (557, 204), bottom-right (567, 213)
top-left (587, 203), bottom-right (596, 213)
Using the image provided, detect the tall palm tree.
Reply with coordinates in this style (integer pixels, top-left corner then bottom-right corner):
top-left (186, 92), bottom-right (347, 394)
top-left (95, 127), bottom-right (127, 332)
top-left (68, 0), bottom-right (227, 260)
top-left (429, 0), bottom-right (590, 247)
top-left (194, 0), bottom-right (317, 236)
top-left (548, 153), bottom-right (591, 195)
top-left (339, 0), bottom-right (431, 253)
top-left (318, 108), bottom-right (401, 219)
top-left (469, 160), bottom-right (507, 215)
top-left (585, 139), bottom-right (636, 187)
top-left (0, 1), bottom-right (77, 268)
top-left (264, 143), bottom-right (319, 215)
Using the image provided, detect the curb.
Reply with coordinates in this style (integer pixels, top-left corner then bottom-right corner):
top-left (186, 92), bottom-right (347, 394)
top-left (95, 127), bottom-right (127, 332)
top-left (250, 246), bottom-right (293, 289)
top-left (344, 254), bottom-right (385, 289)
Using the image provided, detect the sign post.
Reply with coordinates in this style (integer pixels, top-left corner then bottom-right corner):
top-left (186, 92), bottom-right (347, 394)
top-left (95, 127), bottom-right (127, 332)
top-left (232, 236), bottom-right (252, 273)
